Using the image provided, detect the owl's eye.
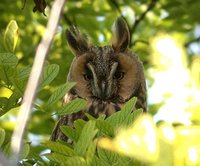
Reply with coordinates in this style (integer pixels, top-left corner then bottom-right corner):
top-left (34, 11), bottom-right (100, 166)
top-left (84, 73), bottom-right (93, 81)
top-left (114, 71), bottom-right (124, 80)
top-left (84, 63), bottom-right (94, 81)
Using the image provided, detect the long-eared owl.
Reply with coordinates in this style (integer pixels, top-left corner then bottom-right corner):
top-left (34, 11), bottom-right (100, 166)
top-left (50, 17), bottom-right (146, 141)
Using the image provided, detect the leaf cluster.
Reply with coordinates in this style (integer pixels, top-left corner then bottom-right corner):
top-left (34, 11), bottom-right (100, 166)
top-left (43, 97), bottom-right (143, 166)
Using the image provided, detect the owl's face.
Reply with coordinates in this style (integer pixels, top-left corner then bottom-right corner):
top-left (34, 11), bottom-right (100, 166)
top-left (69, 46), bottom-right (143, 103)
top-left (66, 18), bottom-right (146, 111)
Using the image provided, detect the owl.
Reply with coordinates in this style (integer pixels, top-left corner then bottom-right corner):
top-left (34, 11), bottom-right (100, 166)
top-left (50, 17), bottom-right (146, 141)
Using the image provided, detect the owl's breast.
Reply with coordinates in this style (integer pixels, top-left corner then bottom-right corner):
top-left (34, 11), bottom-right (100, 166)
top-left (86, 100), bottom-right (121, 118)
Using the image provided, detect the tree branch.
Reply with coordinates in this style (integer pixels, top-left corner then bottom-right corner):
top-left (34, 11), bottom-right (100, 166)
top-left (110, 0), bottom-right (122, 14)
top-left (0, 152), bottom-right (12, 166)
top-left (131, 0), bottom-right (158, 34)
top-left (8, 0), bottom-right (66, 164)
top-left (109, 0), bottom-right (132, 37)
top-left (130, 0), bottom-right (158, 45)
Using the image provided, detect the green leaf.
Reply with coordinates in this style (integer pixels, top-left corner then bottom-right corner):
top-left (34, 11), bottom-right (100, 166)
top-left (97, 148), bottom-right (131, 166)
top-left (85, 140), bottom-right (97, 165)
top-left (46, 82), bottom-right (75, 106)
top-left (97, 148), bottom-right (119, 165)
top-left (15, 66), bottom-right (31, 80)
top-left (74, 120), bottom-right (98, 156)
top-left (0, 103), bottom-right (20, 117)
top-left (44, 141), bottom-right (76, 156)
top-left (4, 91), bottom-right (21, 112)
top-left (74, 119), bottom-right (86, 130)
top-left (0, 66), bottom-right (14, 85)
top-left (4, 20), bottom-right (19, 52)
top-left (0, 97), bottom-right (8, 109)
top-left (96, 119), bottom-right (115, 137)
top-left (39, 64), bottom-right (60, 89)
top-left (125, 108), bottom-right (143, 126)
top-left (60, 126), bottom-right (78, 142)
top-left (2, 141), bottom-right (29, 159)
top-left (0, 93), bottom-right (21, 117)
top-left (12, 78), bottom-right (26, 95)
top-left (56, 99), bottom-right (86, 116)
top-left (85, 112), bottom-right (97, 120)
top-left (60, 119), bottom-right (87, 143)
top-left (45, 153), bottom-right (86, 166)
top-left (106, 97), bottom-right (137, 128)
top-left (44, 153), bottom-right (68, 163)
top-left (0, 128), bottom-right (5, 147)
top-left (2, 142), bottom-right (11, 157)
top-left (61, 156), bottom-right (87, 166)
top-left (0, 53), bottom-right (18, 85)
top-left (92, 156), bottom-right (110, 166)
top-left (19, 142), bottom-right (30, 160)
top-left (0, 53), bottom-right (18, 66)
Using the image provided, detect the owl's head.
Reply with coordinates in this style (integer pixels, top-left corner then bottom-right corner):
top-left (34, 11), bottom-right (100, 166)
top-left (66, 18), bottom-right (145, 107)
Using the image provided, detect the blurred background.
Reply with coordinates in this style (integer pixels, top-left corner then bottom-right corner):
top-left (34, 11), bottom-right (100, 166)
top-left (0, 0), bottom-right (199, 163)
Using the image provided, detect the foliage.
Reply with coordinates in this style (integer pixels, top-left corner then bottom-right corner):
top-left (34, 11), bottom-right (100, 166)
top-left (42, 97), bottom-right (143, 166)
top-left (0, 0), bottom-right (200, 165)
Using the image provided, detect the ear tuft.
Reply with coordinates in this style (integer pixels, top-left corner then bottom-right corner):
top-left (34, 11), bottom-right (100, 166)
top-left (112, 17), bottom-right (130, 52)
top-left (66, 26), bottom-right (90, 56)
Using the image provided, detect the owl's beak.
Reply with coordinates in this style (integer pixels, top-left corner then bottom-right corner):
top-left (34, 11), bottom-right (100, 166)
top-left (100, 81), bottom-right (107, 99)
top-left (101, 81), bottom-right (106, 93)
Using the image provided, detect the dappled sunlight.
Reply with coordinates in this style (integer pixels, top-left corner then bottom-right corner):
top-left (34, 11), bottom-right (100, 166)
top-left (188, 147), bottom-right (199, 164)
top-left (148, 34), bottom-right (200, 124)
top-left (0, 104), bottom-right (21, 132)
top-left (98, 115), bottom-right (200, 165)
top-left (98, 114), bottom-right (159, 163)
top-left (158, 123), bottom-right (175, 142)
top-left (174, 126), bottom-right (200, 165)
top-left (0, 87), bottom-right (12, 98)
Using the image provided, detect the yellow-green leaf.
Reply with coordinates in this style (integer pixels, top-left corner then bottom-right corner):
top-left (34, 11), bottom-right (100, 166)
top-left (4, 20), bottom-right (19, 52)
top-left (0, 53), bottom-right (18, 66)
top-left (44, 141), bottom-right (76, 156)
top-left (74, 120), bottom-right (98, 156)
top-left (0, 128), bottom-right (5, 147)
top-left (39, 64), bottom-right (59, 89)
top-left (56, 98), bottom-right (86, 116)
top-left (46, 82), bottom-right (75, 106)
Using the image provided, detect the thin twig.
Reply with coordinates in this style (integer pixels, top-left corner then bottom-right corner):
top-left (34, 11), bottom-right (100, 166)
top-left (21, 0), bottom-right (26, 10)
top-left (10, 0), bottom-right (66, 164)
top-left (110, 0), bottom-right (122, 14)
top-left (130, 0), bottom-right (158, 45)
top-left (109, 0), bottom-right (132, 34)
top-left (131, 0), bottom-right (158, 34)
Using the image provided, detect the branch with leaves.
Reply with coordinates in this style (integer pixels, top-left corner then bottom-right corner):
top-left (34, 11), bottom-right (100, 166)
top-left (0, 0), bottom-right (67, 165)
top-left (130, 0), bottom-right (158, 46)
top-left (130, 0), bottom-right (158, 34)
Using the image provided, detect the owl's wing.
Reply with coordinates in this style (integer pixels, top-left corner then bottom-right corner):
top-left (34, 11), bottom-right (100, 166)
top-left (50, 92), bottom-right (78, 141)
